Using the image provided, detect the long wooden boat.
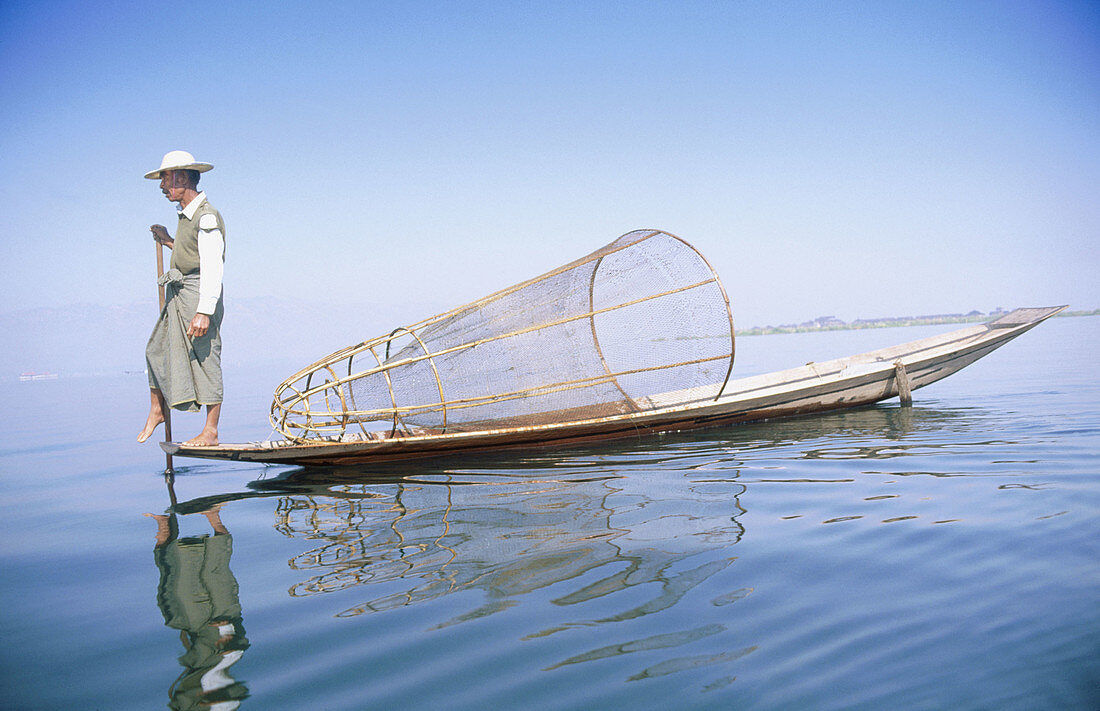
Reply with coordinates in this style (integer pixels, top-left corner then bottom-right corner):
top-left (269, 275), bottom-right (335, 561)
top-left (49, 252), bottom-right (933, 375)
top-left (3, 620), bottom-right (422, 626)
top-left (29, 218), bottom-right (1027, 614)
top-left (164, 305), bottom-right (1065, 466)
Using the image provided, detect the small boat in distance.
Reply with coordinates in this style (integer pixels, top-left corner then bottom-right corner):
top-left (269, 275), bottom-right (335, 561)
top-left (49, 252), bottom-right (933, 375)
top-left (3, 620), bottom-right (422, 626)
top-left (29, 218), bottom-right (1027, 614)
top-left (161, 230), bottom-right (1066, 466)
top-left (19, 372), bottom-right (58, 382)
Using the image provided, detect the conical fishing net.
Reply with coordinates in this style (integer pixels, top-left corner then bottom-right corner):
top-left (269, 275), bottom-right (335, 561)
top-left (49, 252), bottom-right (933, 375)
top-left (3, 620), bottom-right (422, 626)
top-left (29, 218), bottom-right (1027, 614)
top-left (271, 229), bottom-right (735, 442)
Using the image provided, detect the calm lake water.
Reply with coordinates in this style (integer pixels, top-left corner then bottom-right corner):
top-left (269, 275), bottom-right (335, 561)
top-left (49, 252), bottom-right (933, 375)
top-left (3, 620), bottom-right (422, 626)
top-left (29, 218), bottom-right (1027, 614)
top-left (2, 317), bottom-right (1097, 710)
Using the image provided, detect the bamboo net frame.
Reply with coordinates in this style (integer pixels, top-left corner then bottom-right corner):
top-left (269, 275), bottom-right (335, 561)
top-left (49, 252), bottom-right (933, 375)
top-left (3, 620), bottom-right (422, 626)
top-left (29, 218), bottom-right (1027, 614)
top-left (271, 229), bottom-right (735, 442)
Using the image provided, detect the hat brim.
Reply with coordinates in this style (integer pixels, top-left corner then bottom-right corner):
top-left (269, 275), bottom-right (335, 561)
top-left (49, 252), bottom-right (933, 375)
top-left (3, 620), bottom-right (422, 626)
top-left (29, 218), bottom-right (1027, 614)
top-left (144, 162), bottom-right (214, 180)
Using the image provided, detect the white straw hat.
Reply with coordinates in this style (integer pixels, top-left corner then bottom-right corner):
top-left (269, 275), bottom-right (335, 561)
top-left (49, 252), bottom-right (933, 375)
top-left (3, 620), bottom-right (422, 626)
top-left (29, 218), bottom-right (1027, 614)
top-left (144, 150), bottom-right (214, 179)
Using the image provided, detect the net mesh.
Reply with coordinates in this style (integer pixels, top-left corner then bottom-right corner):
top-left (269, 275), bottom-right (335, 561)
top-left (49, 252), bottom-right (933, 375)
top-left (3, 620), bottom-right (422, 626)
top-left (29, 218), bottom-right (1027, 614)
top-left (271, 230), bottom-right (735, 441)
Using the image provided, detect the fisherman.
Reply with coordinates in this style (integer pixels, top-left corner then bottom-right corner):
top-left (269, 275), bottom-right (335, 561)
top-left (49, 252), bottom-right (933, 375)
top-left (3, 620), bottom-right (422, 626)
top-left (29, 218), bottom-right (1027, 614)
top-left (138, 150), bottom-right (226, 447)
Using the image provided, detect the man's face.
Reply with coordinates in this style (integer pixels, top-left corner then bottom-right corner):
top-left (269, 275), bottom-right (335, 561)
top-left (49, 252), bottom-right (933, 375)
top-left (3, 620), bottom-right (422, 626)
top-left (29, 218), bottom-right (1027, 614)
top-left (159, 171), bottom-right (189, 203)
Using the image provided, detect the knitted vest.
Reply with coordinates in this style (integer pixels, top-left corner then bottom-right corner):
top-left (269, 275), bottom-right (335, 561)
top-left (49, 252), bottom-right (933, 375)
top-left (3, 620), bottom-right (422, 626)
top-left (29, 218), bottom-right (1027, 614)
top-left (170, 197), bottom-right (226, 275)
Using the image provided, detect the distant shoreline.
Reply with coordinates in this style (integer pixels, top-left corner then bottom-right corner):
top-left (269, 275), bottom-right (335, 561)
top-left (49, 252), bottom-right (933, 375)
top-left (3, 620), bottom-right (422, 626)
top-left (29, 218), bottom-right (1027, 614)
top-left (736, 308), bottom-right (1099, 337)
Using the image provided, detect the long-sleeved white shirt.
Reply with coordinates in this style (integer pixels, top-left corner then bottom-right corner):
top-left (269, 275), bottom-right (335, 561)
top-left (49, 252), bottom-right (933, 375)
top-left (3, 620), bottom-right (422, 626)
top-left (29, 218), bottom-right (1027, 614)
top-left (178, 192), bottom-right (224, 315)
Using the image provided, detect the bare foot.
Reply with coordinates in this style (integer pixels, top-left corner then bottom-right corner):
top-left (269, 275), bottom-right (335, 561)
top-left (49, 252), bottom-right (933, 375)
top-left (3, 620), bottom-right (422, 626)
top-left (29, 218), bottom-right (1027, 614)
top-left (137, 414), bottom-right (165, 443)
top-left (183, 429), bottom-right (219, 447)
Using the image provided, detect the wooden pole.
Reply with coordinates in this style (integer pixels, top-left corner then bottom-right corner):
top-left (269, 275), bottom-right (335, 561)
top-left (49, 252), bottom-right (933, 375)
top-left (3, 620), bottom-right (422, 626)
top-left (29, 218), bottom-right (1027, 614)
top-left (156, 241), bottom-right (165, 312)
top-left (894, 360), bottom-right (913, 406)
top-left (156, 240), bottom-right (174, 473)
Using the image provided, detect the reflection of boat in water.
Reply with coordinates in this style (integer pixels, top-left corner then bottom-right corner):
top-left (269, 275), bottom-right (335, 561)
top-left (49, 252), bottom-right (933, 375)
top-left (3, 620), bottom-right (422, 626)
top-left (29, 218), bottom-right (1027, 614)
top-left (163, 230), bottom-right (1065, 466)
top-left (167, 402), bottom-right (998, 623)
top-left (174, 439), bottom-right (749, 622)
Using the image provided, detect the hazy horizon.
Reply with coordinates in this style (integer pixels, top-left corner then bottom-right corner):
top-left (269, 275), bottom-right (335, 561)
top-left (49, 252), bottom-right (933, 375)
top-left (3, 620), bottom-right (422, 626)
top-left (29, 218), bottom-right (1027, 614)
top-left (5, 293), bottom-right (1091, 379)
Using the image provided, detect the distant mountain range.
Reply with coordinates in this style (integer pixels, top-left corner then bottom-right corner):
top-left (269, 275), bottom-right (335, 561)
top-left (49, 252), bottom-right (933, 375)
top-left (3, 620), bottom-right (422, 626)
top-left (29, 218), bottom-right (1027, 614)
top-left (737, 308), bottom-right (1098, 336)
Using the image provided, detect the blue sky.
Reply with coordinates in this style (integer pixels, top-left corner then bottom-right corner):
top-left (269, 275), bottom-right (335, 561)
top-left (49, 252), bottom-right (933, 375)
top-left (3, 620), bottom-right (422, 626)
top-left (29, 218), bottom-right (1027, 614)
top-left (1, 0), bottom-right (1097, 330)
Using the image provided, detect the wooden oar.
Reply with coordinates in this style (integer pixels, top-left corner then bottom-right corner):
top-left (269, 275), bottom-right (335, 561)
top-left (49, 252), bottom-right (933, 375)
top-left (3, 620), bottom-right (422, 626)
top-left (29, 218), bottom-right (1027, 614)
top-left (165, 467), bottom-right (177, 505)
top-left (155, 239), bottom-right (174, 474)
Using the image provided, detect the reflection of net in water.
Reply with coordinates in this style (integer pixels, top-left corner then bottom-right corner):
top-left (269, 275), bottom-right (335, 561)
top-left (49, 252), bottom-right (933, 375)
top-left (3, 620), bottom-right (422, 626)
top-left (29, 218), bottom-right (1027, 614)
top-left (271, 230), bottom-right (735, 442)
top-left (276, 482), bottom-right (627, 607)
top-left (273, 475), bottom-right (747, 620)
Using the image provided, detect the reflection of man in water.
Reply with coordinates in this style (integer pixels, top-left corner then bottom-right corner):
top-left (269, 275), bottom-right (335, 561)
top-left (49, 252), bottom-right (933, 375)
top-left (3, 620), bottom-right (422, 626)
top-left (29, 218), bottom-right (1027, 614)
top-left (147, 505), bottom-right (249, 710)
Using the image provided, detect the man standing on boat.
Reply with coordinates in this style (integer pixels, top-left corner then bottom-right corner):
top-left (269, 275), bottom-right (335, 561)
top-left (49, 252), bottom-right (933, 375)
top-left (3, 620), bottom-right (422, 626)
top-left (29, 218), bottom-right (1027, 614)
top-left (138, 150), bottom-right (226, 447)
